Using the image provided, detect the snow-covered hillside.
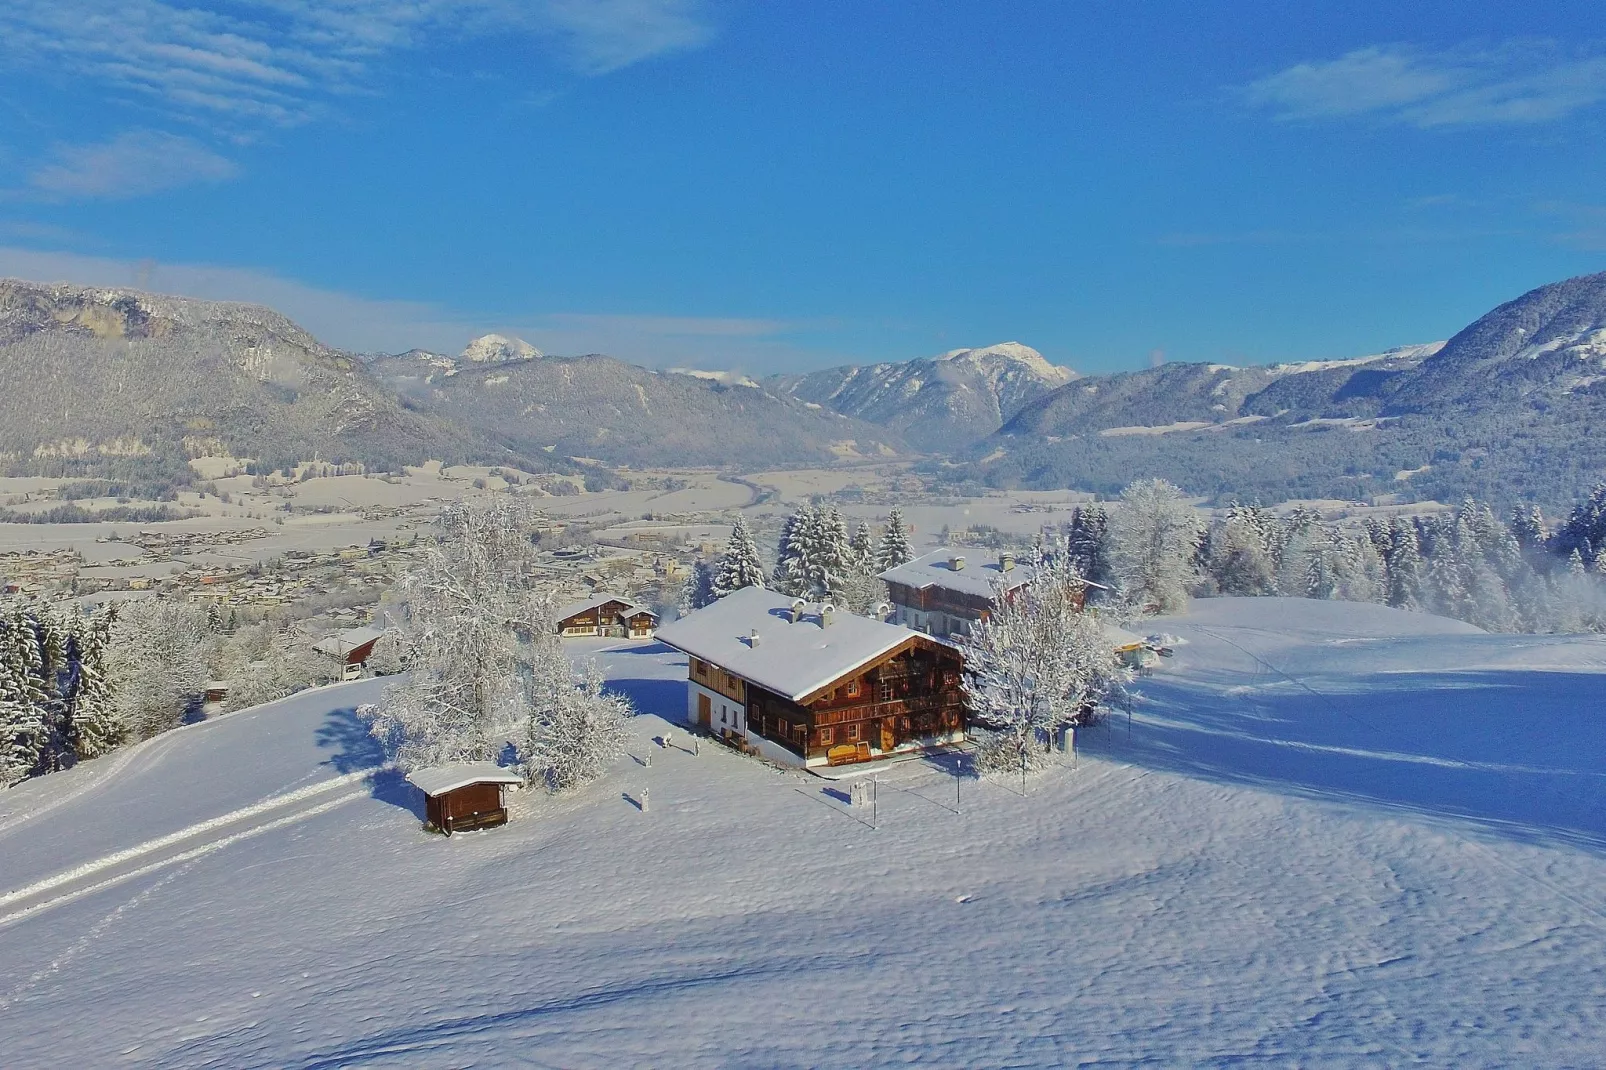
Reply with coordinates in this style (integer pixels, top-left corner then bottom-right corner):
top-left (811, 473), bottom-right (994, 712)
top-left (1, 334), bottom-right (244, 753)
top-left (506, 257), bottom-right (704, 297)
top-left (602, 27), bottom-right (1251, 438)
top-left (2, 599), bottom-right (1604, 1066)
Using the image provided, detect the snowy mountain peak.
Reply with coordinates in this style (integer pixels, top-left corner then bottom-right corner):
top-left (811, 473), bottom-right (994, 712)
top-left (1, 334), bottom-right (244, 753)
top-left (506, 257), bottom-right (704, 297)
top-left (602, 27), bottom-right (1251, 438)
top-left (936, 342), bottom-right (1076, 385)
top-left (462, 333), bottom-right (541, 363)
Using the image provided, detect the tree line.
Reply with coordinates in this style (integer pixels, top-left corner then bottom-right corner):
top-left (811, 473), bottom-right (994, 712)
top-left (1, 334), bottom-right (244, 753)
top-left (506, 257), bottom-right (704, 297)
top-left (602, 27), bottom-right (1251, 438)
top-left (1, 598), bottom-right (339, 789)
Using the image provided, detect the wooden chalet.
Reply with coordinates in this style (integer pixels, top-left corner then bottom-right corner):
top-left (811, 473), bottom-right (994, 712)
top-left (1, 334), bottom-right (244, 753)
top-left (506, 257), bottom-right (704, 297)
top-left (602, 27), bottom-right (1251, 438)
top-left (556, 596), bottom-right (658, 639)
top-left (406, 762), bottom-right (522, 835)
top-left (879, 549), bottom-right (1099, 639)
top-left (654, 587), bottom-right (966, 769)
top-left (312, 626), bottom-right (386, 681)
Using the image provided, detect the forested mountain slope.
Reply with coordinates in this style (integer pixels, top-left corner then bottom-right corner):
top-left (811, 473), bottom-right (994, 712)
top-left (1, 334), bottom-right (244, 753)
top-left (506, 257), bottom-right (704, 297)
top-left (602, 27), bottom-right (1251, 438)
top-left (369, 348), bottom-right (906, 468)
top-left (950, 271), bottom-right (1606, 509)
top-left (763, 342), bottom-right (1074, 451)
top-left (0, 280), bottom-right (564, 482)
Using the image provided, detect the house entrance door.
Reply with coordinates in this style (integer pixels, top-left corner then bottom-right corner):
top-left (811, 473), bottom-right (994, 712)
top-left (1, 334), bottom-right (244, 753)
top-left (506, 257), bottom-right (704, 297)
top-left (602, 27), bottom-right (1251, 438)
top-left (880, 719), bottom-right (896, 753)
top-left (697, 693), bottom-right (711, 728)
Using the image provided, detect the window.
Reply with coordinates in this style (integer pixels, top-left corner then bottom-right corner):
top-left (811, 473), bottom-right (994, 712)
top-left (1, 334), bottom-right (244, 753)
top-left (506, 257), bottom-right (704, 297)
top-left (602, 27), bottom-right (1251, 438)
top-left (846, 723), bottom-right (860, 741)
top-left (878, 682), bottom-right (893, 702)
top-left (819, 727), bottom-right (833, 746)
top-left (845, 680), bottom-right (861, 698)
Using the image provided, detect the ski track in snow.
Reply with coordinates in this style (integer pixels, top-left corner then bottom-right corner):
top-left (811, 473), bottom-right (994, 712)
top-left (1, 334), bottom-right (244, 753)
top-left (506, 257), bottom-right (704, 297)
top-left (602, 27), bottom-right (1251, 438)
top-left (0, 783), bottom-right (370, 929)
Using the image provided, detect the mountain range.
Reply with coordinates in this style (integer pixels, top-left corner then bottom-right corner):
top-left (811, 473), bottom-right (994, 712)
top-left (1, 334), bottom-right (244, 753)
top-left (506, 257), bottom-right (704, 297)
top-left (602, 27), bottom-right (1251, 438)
top-left (3, 268), bottom-right (1606, 509)
top-left (763, 342), bottom-right (1076, 452)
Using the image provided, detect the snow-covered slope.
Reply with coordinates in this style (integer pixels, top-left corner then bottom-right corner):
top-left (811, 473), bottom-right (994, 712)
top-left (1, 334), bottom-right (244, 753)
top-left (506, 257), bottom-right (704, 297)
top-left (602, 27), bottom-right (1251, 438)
top-left (764, 342), bottom-right (1076, 451)
top-left (2, 601), bottom-right (1605, 1067)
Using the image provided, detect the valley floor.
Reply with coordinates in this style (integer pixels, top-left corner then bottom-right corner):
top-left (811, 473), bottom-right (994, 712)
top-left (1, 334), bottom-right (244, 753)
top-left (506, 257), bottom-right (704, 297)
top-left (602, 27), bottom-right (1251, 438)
top-left (1, 599), bottom-right (1603, 1067)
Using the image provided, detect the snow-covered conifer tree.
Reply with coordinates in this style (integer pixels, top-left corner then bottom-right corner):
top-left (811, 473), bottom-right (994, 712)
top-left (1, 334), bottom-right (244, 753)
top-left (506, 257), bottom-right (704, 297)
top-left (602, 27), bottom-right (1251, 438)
top-left (69, 608), bottom-right (124, 760)
top-left (849, 521), bottom-right (876, 573)
top-left (1107, 479), bottom-right (1200, 614)
top-left (1510, 505), bottom-right (1549, 558)
top-left (771, 507), bottom-right (811, 596)
top-left (1382, 518), bottom-right (1423, 609)
top-left (875, 507), bottom-right (914, 572)
top-left (712, 514), bottom-right (767, 599)
top-left (682, 559), bottom-right (717, 613)
top-left (1065, 505), bottom-right (1113, 588)
top-left (0, 612), bottom-right (45, 786)
top-left (1205, 507), bottom-right (1278, 596)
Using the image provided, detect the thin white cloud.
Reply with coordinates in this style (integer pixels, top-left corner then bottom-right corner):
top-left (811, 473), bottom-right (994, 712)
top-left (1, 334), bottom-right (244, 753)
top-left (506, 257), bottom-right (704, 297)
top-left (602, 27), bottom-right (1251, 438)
top-left (29, 131), bottom-right (238, 199)
top-left (1243, 42), bottom-right (1606, 128)
top-left (0, 1), bottom-right (717, 129)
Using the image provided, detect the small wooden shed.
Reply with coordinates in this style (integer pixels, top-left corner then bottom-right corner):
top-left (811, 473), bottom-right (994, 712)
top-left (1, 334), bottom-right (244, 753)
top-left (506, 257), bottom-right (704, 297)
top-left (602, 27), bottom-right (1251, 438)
top-left (405, 762), bottom-right (522, 835)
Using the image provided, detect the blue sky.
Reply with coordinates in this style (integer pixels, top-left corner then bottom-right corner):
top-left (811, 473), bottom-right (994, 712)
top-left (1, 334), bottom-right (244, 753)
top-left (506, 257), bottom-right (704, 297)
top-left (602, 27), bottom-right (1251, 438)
top-left (1, 1), bottom-right (1603, 374)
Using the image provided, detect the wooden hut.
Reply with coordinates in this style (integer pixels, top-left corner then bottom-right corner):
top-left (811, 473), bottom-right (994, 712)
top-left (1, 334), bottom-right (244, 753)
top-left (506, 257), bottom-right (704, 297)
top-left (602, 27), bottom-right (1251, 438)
top-left (405, 763), bottom-right (522, 835)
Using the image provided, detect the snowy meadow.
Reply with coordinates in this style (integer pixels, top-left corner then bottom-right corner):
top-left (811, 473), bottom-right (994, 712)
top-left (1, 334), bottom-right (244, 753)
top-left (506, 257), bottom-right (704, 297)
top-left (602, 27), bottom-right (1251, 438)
top-left (1, 598), bottom-right (1603, 1067)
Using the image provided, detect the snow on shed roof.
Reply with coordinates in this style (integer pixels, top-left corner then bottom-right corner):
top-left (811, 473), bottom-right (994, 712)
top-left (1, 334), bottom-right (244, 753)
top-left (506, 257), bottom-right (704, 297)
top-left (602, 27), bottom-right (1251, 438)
top-left (654, 586), bottom-right (924, 703)
top-left (405, 762), bottom-right (522, 797)
top-left (878, 548), bottom-right (1032, 599)
top-left (555, 594), bottom-right (656, 622)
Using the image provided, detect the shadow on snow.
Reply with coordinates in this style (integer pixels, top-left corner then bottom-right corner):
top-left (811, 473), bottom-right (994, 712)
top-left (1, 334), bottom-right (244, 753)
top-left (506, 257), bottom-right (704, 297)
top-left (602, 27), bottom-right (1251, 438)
top-left (1100, 668), bottom-right (1606, 852)
top-left (315, 704), bottom-right (423, 820)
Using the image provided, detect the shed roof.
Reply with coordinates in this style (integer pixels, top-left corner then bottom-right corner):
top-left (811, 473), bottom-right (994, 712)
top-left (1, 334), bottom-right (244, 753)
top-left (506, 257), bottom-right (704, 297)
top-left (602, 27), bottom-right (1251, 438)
top-left (654, 586), bottom-right (925, 703)
top-left (555, 594), bottom-right (657, 623)
top-left (405, 762), bottom-right (522, 797)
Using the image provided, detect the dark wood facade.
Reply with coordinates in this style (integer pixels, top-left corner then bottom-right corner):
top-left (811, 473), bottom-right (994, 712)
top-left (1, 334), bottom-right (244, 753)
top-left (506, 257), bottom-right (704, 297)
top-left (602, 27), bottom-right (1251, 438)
top-left (742, 638), bottom-right (966, 766)
top-left (424, 782), bottom-right (509, 835)
top-left (558, 599), bottom-right (656, 638)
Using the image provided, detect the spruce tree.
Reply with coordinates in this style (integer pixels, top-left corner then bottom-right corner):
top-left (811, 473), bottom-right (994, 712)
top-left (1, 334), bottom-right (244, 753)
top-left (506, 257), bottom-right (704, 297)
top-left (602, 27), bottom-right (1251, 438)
top-left (71, 609), bottom-right (126, 760)
top-left (849, 521), bottom-right (876, 572)
top-left (875, 507), bottom-right (914, 572)
top-left (712, 514), bottom-right (767, 598)
top-left (0, 612), bottom-right (45, 785)
top-left (771, 508), bottom-right (809, 596)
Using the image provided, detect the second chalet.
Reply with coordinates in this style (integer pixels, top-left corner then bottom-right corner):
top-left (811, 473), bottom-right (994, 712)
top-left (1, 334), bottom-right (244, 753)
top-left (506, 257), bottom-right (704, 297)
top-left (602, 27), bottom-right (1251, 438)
top-left (879, 548), bottom-right (1102, 639)
top-left (654, 587), bottom-right (966, 769)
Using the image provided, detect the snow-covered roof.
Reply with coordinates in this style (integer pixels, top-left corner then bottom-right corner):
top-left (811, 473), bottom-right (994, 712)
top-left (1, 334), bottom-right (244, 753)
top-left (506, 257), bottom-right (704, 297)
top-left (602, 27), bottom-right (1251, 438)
top-left (555, 595), bottom-right (657, 622)
top-left (878, 549), bottom-right (1033, 600)
top-left (311, 626), bottom-right (385, 658)
top-left (405, 762), bottom-right (522, 797)
top-left (654, 586), bottom-right (926, 703)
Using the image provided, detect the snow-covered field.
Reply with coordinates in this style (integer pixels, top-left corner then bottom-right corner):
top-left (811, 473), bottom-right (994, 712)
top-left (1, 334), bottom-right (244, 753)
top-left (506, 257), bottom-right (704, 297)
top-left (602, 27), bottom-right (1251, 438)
top-left (2, 598), bottom-right (1604, 1067)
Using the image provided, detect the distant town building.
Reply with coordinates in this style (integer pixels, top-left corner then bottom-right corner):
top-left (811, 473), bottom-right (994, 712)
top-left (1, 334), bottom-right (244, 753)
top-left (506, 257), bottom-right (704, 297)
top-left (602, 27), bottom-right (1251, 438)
top-left (555, 596), bottom-right (658, 639)
top-left (655, 587), bottom-right (966, 769)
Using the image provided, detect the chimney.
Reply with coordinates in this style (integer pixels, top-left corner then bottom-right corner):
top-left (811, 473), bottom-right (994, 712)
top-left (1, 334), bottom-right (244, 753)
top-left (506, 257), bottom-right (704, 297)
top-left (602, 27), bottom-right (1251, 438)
top-left (820, 602), bottom-right (836, 627)
top-left (950, 554), bottom-right (966, 571)
top-left (749, 629), bottom-right (762, 647)
top-left (1000, 551), bottom-right (1015, 572)
top-left (790, 599), bottom-right (806, 623)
